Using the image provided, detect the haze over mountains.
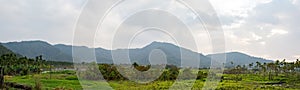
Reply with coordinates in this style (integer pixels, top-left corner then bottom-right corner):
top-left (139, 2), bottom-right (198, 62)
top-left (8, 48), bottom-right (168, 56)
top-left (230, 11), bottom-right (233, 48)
top-left (1, 40), bottom-right (272, 67)
top-left (2, 41), bottom-right (72, 62)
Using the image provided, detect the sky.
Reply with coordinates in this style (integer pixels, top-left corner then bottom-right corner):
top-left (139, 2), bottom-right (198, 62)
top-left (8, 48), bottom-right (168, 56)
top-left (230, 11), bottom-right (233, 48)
top-left (0, 0), bottom-right (300, 61)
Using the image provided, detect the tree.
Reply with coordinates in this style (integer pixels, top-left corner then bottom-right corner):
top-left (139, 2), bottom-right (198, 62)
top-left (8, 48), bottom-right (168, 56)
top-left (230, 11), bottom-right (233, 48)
top-left (255, 61), bottom-right (261, 69)
top-left (248, 63), bottom-right (253, 69)
top-left (248, 63), bottom-right (253, 74)
top-left (255, 61), bottom-right (262, 75)
top-left (133, 62), bottom-right (138, 67)
top-left (275, 60), bottom-right (280, 76)
top-left (234, 65), bottom-right (243, 82)
top-left (267, 63), bottom-right (276, 80)
top-left (295, 59), bottom-right (300, 69)
top-left (0, 54), bottom-right (48, 76)
top-left (0, 67), bottom-right (4, 89)
top-left (230, 61), bottom-right (234, 68)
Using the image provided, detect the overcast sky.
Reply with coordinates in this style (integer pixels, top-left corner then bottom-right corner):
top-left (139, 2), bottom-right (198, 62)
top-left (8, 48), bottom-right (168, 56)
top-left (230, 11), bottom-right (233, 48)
top-left (0, 0), bottom-right (299, 61)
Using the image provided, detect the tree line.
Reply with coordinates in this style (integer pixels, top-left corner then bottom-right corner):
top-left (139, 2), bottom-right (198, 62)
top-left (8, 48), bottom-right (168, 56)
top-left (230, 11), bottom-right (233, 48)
top-left (0, 53), bottom-right (73, 76)
top-left (0, 53), bottom-right (74, 89)
top-left (77, 62), bottom-right (208, 81)
top-left (0, 54), bottom-right (45, 75)
top-left (224, 59), bottom-right (300, 82)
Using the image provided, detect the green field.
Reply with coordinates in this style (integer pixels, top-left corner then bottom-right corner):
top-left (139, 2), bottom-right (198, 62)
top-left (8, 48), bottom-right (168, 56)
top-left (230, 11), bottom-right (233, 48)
top-left (2, 54), bottom-right (300, 90)
top-left (4, 70), bottom-right (300, 90)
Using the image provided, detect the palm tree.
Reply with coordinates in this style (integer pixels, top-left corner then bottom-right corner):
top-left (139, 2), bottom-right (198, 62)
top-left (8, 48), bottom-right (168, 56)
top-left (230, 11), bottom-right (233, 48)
top-left (267, 63), bottom-right (276, 80)
top-left (295, 59), bottom-right (300, 69)
top-left (234, 65), bottom-right (243, 82)
top-left (249, 63), bottom-right (253, 69)
top-left (248, 63), bottom-right (253, 74)
top-left (261, 63), bottom-right (267, 77)
top-left (255, 61), bottom-right (261, 74)
top-left (255, 61), bottom-right (261, 69)
top-left (275, 60), bottom-right (280, 76)
top-left (230, 61), bottom-right (234, 68)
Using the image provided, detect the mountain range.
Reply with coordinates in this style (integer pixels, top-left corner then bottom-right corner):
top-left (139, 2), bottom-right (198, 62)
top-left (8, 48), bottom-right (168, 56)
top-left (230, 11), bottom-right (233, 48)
top-left (1, 40), bottom-right (273, 67)
top-left (2, 41), bottom-right (72, 62)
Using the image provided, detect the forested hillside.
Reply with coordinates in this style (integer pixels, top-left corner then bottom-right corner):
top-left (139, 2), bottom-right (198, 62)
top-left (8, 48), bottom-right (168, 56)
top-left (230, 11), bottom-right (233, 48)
top-left (0, 44), bottom-right (14, 56)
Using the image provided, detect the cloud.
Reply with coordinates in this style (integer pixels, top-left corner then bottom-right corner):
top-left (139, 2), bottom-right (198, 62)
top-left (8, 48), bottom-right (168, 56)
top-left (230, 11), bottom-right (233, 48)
top-left (93, 0), bottom-right (212, 52)
top-left (267, 29), bottom-right (288, 37)
top-left (0, 0), bottom-right (85, 44)
top-left (211, 0), bottom-right (300, 61)
top-left (1, 0), bottom-right (300, 61)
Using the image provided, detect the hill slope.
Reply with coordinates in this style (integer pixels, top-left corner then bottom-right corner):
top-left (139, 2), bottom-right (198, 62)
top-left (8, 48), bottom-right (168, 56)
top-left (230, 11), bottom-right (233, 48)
top-left (207, 52), bottom-right (273, 67)
top-left (2, 41), bottom-right (72, 62)
top-left (55, 42), bottom-right (211, 67)
top-left (0, 44), bottom-right (15, 55)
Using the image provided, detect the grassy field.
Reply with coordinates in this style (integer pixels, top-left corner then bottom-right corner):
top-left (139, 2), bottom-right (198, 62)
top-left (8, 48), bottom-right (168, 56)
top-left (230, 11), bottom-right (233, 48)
top-left (4, 70), bottom-right (300, 90)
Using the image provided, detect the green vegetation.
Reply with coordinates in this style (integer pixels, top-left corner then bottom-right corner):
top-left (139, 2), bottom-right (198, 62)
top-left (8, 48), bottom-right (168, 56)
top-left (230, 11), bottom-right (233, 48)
top-left (0, 54), bottom-right (45, 76)
top-left (5, 71), bottom-right (82, 90)
top-left (0, 54), bottom-right (73, 89)
top-left (0, 54), bottom-right (72, 76)
top-left (4, 71), bottom-right (300, 90)
top-left (1, 54), bottom-right (300, 89)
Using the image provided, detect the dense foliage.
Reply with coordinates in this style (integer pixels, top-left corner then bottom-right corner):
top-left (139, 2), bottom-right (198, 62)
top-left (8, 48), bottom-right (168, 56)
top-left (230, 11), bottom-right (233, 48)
top-left (0, 54), bottom-right (46, 75)
top-left (77, 63), bottom-right (208, 82)
top-left (225, 59), bottom-right (300, 80)
top-left (0, 54), bottom-right (73, 76)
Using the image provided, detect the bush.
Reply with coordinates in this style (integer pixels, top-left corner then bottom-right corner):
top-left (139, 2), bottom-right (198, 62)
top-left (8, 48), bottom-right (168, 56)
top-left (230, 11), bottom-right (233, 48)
top-left (50, 70), bottom-right (76, 75)
top-left (65, 76), bottom-right (78, 80)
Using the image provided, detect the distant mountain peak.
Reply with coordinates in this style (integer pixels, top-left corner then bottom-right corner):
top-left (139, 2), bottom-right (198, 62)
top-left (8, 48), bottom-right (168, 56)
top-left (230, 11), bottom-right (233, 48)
top-left (227, 52), bottom-right (248, 55)
top-left (6, 40), bottom-right (50, 45)
top-left (54, 44), bottom-right (89, 49)
top-left (148, 41), bottom-right (167, 45)
top-left (150, 41), bottom-right (167, 44)
top-left (145, 41), bottom-right (178, 48)
top-left (207, 51), bottom-right (272, 66)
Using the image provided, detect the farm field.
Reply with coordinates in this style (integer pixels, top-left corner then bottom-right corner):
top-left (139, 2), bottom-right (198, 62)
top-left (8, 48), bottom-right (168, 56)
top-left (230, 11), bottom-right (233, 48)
top-left (1, 53), bottom-right (300, 90)
top-left (4, 70), bottom-right (300, 90)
